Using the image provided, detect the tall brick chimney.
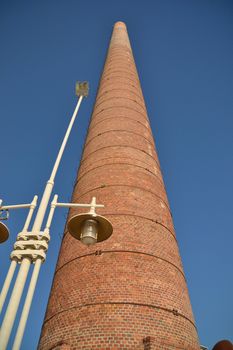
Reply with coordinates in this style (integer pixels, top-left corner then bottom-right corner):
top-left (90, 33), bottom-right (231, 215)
top-left (38, 22), bottom-right (200, 350)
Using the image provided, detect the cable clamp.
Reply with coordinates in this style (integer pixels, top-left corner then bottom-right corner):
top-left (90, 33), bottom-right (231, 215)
top-left (10, 249), bottom-right (46, 263)
top-left (17, 230), bottom-right (50, 242)
top-left (14, 240), bottom-right (48, 251)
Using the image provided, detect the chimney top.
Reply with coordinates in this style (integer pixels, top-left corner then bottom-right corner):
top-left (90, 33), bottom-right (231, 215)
top-left (114, 21), bottom-right (126, 29)
top-left (110, 21), bottom-right (131, 50)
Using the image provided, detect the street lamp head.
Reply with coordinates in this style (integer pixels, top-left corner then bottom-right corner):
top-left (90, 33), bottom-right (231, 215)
top-left (0, 221), bottom-right (9, 243)
top-left (212, 340), bottom-right (233, 350)
top-left (67, 213), bottom-right (113, 246)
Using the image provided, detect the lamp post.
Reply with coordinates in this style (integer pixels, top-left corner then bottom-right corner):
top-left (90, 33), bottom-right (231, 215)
top-left (0, 196), bottom-right (38, 314)
top-left (0, 82), bottom-right (113, 350)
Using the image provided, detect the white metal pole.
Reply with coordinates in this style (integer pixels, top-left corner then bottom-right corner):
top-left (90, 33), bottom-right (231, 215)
top-left (0, 258), bottom-right (31, 349)
top-left (0, 96), bottom-right (84, 349)
top-left (90, 197), bottom-right (97, 214)
top-left (49, 96), bottom-right (83, 182)
top-left (0, 196), bottom-right (38, 315)
top-left (0, 204), bottom-right (33, 210)
top-left (22, 196), bottom-right (38, 231)
top-left (12, 259), bottom-right (41, 350)
top-left (30, 97), bottom-right (83, 234)
top-left (0, 260), bottom-right (17, 313)
top-left (12, 196), bottom-right (58, 350)
top-left (55, 202), bottom-right (104, 208)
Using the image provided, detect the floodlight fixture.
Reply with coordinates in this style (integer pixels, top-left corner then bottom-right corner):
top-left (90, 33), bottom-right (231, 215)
top-left (76, 81), bottom-right (89, 97)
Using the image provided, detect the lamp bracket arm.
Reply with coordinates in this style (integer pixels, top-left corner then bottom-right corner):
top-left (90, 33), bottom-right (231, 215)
top-left (0, 203), bottom-right (32, 211)
top-left (55, 202), bottom-right (104, 209)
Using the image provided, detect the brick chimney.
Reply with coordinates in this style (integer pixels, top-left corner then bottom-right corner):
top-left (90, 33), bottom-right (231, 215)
top-left (38, 21), bottom-right (200, 350)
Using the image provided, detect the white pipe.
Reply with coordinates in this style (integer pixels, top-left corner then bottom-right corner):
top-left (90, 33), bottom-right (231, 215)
top-left (89, 197), bottom-right (97, 214)
top-left (12, 259), bottom-right (41, 350)
top-left (12, 195), bottom-right (58, 350)
top-left (0, 97), bottom-right (84, 349)
top-left (31, 96), bottom-right (83, 233)
top-left (0, 260), bottom-right (17, 314)
top-left (0, 204), bottom-right (32, 210)
top-left (50, 95), bottom-right (83, 182)
top-left (0, 258), bottom-right (31, 350)
top-left (44, 195), bottom-right (58, 231)
top-left (22, 196), bottom-right (38, 231)
top-left (55, 202), bottom-right (104, 208)
top-left (0, 196), bottom-right (38, 315)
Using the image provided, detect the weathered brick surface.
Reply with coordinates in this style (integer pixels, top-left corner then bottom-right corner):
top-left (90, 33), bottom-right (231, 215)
top-left (38, 21), bottom-right (200, 349)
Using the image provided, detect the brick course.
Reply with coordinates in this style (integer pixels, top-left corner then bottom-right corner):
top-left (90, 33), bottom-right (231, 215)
top-left (38, 21), bottom-right (200, 349)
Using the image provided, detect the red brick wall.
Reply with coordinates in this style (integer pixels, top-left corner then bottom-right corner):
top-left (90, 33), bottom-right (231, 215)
top-left (38, 21), bottom-right (200, 350)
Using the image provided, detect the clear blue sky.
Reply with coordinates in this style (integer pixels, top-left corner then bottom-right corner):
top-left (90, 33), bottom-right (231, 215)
top-left (0, 0), bottom-right (232, 349)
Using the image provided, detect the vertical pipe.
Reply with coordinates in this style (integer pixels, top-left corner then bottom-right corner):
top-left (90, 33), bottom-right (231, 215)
top-left (0, 260), bottom-right (17, 314)
top-left (12, 259), bottom-right (41, 350)
top-left (49, 97), bottom-right (83, 182)
top-left (12, 195), bottom-right (58, 350)
top-left (22, 196), bottom-right (38, 232)
top-left (0, 195), bottom-right (37, 315)
top-left (89, 197), bottom-right (96, 214)
top-left (0, 258), bottom-right (31, 350)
